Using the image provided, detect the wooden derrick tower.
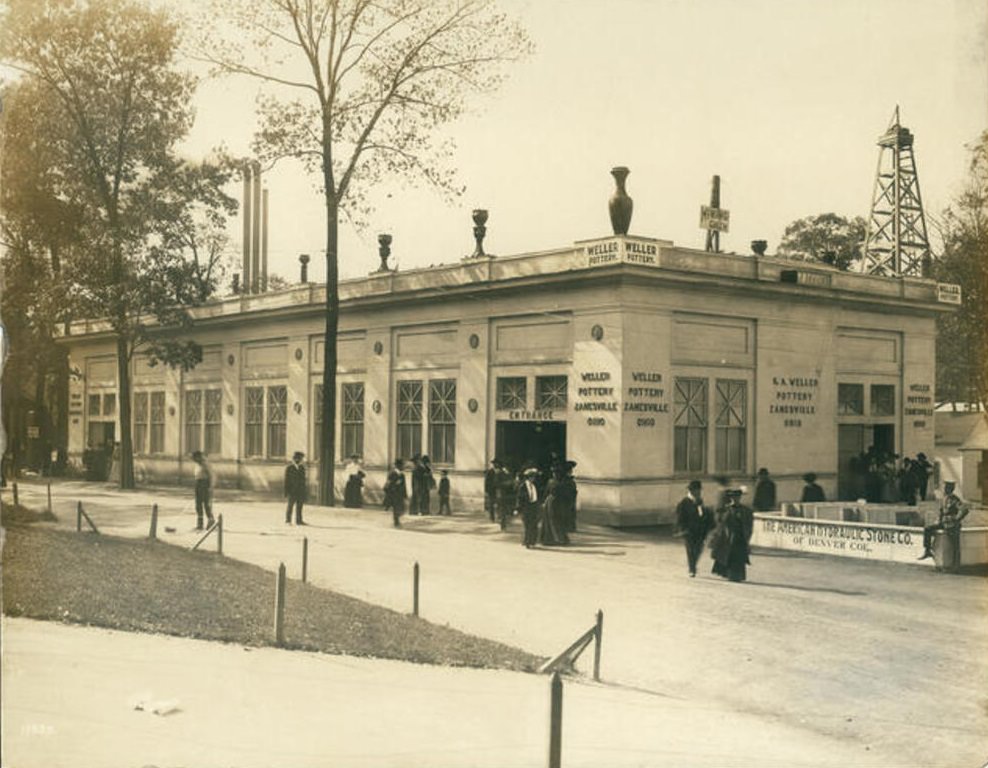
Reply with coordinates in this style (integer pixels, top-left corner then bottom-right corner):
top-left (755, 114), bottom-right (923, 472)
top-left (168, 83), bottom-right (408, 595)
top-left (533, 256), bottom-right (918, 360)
top-left (861, 107), bottom-right (932, 277)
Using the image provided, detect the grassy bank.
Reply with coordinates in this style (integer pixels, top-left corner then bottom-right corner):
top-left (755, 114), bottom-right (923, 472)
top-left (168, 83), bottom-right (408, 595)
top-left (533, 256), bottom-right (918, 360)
top-left (2, 515), bottom-right (541, 672)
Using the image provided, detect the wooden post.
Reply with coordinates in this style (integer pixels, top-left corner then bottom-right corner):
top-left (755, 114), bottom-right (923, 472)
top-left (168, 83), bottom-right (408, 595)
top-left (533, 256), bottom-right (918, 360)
top-left (593, 609), bottom-right (604, 682)
top-left (12, 482), bottom-right (18, 506)
top-left (47, 483), bottom-right (53, 514)
top-left (413, 561), bottom-right (420, 617)
top-left (217, 514), bottom-right (224, 555)
top-left (274, 562), bottom-right (286, 646)
top-left (149, 504), bottom-right (158, 540)
top-left (548, 671), bottom-right (563, 768)
top-left (302, 537), bottom-right (309, 583)
top-left (76, 501), bottom-right (82, 532)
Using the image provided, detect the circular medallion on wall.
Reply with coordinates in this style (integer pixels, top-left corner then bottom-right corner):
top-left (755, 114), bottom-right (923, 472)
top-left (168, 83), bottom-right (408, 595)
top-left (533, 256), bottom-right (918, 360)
top-left (293, 402), bottom-right (302, 414)
top-left (372, 399), bottom-right (382, 413)
top-left (294, 348), bottom-right (303, 361)
top-left (469, 333), bottom-right (480, 349)
top-left (468, 398), bottom-right (479, 413)
top-left (227, 354), bottom-right (235, 366)
top-left (168, 406), bottom-right (176, 416)
top-left (226, 404), bottom-right (234, 415)
top-left (591, 324), bottom-right (604, 341)
top-left (373, 341), bottom-right (384, 355)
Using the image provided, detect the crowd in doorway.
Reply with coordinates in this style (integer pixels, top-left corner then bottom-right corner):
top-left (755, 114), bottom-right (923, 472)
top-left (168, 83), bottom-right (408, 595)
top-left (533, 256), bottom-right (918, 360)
top-left (848, 447), bottom-right (934, 504)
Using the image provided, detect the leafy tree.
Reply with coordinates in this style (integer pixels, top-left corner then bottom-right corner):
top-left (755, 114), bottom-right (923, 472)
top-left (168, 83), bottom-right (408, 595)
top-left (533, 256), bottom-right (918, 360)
top-left (0, 79), bottom-right (81, 473)
top-left (933, 131), bottom-right (988, 409)
top-left (1, 0), bottom-right (235, 488)
top-left (198, 0), bottom-right (531, 504)
top-left (777, 213), bottom-right (867, 271)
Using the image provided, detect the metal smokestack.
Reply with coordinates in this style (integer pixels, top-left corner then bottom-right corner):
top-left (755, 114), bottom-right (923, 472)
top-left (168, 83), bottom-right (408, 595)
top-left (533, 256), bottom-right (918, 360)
top-left (251, 161), bottom-right (261, 293)
top-left (262, 188), bottom-right (269, 292)
top-left (241, 165), bottom-right (252, 293)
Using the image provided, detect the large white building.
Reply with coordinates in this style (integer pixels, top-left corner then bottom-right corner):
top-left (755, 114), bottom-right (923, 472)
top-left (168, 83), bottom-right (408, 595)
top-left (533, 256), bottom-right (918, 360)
top-left (61, 233), bottom-right (954, 524)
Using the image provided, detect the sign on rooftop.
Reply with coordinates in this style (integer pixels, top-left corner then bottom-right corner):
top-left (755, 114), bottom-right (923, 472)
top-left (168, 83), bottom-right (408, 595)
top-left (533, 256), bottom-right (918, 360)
top-left (700, 206), bottom-right (730, 232)
top-left (936, 283), bottom-right (962, 305)
top-left (580, 237), bottom-right (666, 269)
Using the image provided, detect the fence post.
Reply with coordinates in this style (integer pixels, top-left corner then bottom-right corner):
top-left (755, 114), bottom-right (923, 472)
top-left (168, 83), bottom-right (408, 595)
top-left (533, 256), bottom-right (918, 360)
top-left (13, 482), bottom-right (18, 506)
top-left (47, 483), bottom-right (53, 514)
top-left (413, 561), bottom-right (420, 617)
top-left (548, 671), bottom-right (563, 768)
top-left (149, 504), bottom-right (158, 540)
top-left (593, 609), bottom-right (604, 682)
top-left (302, 537), bottom-right (309, 583)
top-left (77, 501), bottom-right (82, 532)
top-left (274, 562), bottom-right (286, 646)
top-left (217, 515), bottom-right (224, 555)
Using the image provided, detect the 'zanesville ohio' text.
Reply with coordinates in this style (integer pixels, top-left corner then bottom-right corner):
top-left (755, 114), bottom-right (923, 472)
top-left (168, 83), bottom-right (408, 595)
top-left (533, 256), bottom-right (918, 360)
top-left (763, 519), bottom-right (914, 545)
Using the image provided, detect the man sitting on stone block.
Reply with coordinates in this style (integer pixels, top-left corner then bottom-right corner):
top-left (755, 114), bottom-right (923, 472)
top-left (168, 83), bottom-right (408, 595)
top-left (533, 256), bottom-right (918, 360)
top-left (918, 481), bottom-right (968, 561)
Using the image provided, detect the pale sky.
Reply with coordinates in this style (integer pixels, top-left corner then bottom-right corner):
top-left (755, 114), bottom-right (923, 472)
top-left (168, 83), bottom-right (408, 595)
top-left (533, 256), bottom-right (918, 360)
top-left (183, 0), bottom-right (988, 285)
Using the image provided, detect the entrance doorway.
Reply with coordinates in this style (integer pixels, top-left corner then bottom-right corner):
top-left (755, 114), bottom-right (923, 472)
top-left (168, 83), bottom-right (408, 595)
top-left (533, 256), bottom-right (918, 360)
top-left (837, 423), bottom-right (895, 500)
top-left (494, 421), bottom-right (566, 472)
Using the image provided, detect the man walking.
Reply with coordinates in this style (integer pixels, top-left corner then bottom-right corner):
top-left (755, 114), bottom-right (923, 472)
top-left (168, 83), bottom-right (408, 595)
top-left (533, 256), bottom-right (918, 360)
top-left (675, 480), bottom-right (712, 577)
top-left (484, 460), bottom-right (498, 522)
top-left (191, 451), bottom-right (215, 531)
top-left (384, 459), bottom-right (407, 528)
top-left (284, 451), bottom-right (307, 525)
top-left (516, 467), bottom-right (541, 548)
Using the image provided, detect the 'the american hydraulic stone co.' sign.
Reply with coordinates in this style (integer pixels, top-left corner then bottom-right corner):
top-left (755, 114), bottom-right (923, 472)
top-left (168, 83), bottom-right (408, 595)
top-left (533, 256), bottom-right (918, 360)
top-left (581, 237), bottom-right (667, 268)
top-left (751, 515), bottom-right (931, 565)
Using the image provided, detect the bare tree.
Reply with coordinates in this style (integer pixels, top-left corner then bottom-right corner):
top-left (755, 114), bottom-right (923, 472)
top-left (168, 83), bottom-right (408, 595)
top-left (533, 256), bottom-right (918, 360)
top-left (197, 0), bottom-right (531, 504)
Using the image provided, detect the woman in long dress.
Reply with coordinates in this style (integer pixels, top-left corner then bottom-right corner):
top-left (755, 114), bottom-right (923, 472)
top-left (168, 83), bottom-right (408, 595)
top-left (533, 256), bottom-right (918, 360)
top-left (710, 488), bottom-right (753, 582)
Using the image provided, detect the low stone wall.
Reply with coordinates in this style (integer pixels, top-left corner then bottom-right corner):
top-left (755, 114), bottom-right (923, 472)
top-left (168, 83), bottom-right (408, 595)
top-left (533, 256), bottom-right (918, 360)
top-left (751, 513), bottom-right (988, 568)
top-left (751, 514), bottom-right (929, 564)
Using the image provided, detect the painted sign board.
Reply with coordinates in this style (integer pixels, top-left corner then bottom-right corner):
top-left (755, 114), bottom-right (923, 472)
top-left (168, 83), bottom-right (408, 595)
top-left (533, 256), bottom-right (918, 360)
top-left (750, 514), bottom-right (932, 565)
top-left (700, 206), bottom-right (730, 232)
top-left (936, 283), bottom-right (962, 305)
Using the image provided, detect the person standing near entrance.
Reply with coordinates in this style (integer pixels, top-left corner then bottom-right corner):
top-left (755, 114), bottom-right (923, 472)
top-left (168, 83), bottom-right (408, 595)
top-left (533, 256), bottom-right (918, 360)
top-left (438, 470), bottom-right (452, 515)
top-left (675, 480), bottom-right (712, 577)
top-left (752, 468), bottom-right (776, 512)
top-left (516, 467), bottom-right (540, 548)
top-left (284, 451), bottom-right (307, 525)
top-left (384, 459), bottom-right (407, 527)
top-left (495, 462), bottom-right (514, 530)
top-left (484, 460), bottom-right (498, 522)
top-left (800, 473), bottom-right (826, 503)
top-left (191, 451), bottom-right (215, 531)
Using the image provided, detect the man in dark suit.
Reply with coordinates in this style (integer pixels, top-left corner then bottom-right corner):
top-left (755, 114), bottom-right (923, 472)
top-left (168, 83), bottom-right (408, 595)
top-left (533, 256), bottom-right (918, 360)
top-left (284, 451), bottom-right (307, 525)
top-left (516, 467), bottom-right (541, 548)
top-left (675, 480), bottom-right (713, 577)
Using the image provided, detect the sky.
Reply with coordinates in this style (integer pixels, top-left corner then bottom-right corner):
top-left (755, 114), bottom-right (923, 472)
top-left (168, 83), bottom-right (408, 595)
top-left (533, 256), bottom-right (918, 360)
top-left (182, 0), bottom-right (988, 285)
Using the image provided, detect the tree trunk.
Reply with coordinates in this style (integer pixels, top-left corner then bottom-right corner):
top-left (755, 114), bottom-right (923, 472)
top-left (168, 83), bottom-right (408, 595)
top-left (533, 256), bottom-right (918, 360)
top-left (318, 196), bottom-right (340, 506)
top-left (116, 334), bottom-right (135, 489)
top-left (55, 347), bottom-right (69, 472)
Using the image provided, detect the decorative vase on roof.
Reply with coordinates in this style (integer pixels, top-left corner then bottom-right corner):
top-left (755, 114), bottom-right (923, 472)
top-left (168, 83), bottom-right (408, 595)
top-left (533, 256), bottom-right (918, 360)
top-left (608, 166), bottom-right (633, 236)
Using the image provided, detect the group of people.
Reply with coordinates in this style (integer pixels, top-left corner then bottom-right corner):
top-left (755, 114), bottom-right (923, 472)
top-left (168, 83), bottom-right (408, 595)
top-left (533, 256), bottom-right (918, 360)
top-left (508, 459), bottom-right (579, 548)
top-left (382, 455), bottom-right (452, 527)
top-left (675, 479), bottom-right (754, 582)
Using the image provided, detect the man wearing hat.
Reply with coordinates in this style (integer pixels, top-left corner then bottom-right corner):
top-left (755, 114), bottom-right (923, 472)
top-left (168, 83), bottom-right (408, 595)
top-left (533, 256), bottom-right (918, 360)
top-left (676, 480), bottom-right (713, 577)
top-left (919, 480), bottom-right (969, 563)
top-left (284, 451), bottom-right (307, 525)
top-left (191, 450), bottom-right (215, 531)
top-left (800, 472), bottom-right (826, 503)
top-left (752, 468), bottom-right (776, 512)
top-left (516, 467), bottom-right (541, 548)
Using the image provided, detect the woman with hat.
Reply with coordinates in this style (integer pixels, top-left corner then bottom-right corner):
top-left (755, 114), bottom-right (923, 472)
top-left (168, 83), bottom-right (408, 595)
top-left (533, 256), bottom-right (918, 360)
top-left (710, 487), bottom-right (754, 582)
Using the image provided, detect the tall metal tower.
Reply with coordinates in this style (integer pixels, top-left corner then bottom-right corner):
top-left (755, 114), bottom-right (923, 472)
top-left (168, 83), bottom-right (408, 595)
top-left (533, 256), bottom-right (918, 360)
top-left (861, 107), bottom-right (932, 277)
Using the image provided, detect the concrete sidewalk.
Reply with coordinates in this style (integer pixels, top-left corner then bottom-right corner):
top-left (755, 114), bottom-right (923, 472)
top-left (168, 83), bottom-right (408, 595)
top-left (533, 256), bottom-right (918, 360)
top-left (4, 479), bottom-right (988, 767)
